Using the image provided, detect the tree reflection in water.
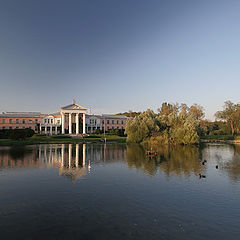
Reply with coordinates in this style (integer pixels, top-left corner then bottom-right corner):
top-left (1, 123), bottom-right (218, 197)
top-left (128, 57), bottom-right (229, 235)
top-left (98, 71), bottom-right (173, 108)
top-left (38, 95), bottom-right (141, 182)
top-left (126, 144), bottom-right (205, 177)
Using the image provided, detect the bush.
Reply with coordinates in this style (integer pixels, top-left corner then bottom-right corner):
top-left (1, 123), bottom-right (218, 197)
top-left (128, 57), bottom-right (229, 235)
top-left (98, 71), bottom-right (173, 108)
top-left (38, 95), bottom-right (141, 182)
top-left (10, 129), bottom-right (35, 140)
top-left (0, 129), bottom-right (34, 140)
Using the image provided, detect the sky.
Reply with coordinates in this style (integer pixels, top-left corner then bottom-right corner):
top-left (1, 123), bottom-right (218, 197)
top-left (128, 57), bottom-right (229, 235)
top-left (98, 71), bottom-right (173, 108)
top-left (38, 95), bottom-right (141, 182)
top-left (0, 0), bottom-right (240, 120)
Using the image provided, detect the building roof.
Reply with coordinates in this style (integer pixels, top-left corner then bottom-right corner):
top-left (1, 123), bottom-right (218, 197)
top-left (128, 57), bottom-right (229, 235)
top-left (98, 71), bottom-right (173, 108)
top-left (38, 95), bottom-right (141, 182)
top-left (101, 114), bottom-right (128, 119)
top-left (61, 100), bottom-right (87, 110)
top-left (0, 112), bottom-right (41, 118)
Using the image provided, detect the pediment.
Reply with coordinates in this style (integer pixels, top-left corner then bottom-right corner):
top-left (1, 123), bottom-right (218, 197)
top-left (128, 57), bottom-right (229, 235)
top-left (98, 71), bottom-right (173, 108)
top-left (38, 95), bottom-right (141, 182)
top-left (61, 103), bottom-right (87, 110)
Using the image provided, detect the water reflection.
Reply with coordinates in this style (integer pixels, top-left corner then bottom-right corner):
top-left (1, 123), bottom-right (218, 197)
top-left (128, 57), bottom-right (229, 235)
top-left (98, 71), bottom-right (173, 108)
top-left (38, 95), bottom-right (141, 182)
top-left (1, 143), bottom-right (240, 181)
top-left (126, 144), bottom-right (205, 177)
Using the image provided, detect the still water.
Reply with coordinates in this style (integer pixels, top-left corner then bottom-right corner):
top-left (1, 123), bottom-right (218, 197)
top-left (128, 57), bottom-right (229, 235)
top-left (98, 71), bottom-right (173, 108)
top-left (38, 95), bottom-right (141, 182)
top-left (0, 143), bottom-right (240, 240)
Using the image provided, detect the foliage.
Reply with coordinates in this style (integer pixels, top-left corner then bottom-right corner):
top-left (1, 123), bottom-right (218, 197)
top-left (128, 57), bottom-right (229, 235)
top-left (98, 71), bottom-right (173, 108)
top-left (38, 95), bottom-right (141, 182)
top-left (125, 103), bottom-right (202, 144)
top-left (215, 101), bottom-right (240, 135)
top-left (0, 129), bottom-right (35, 140)
top-left (116, 110), bottom-right (141, 118)
top-left (125, 109), bottom-right (161, 143)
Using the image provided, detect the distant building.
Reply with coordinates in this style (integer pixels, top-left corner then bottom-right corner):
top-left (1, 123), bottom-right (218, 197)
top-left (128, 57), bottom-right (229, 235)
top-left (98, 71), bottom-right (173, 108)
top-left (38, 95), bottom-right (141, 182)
top-left (0, 101), bottom-right (129, 135)
top-left (85, 115), bottom-right (101, 134)
top-left (40, 113), bottom-right (61, 135)
top-left (101, 114), bottom-right (128, 131)
top-left (0, 112), bottom-right (41, 132)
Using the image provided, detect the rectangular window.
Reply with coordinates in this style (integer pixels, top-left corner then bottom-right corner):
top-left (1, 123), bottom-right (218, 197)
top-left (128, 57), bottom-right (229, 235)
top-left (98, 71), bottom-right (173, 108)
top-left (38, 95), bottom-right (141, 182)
top-left (16, 119), bottom-right (19, 124)
top-left (35, 119), bottom-right (38, 123)
top-left (16, 126), bottom-right (19, 129)
top-left (2, 119), bottom-right (5, 123)
top-left (102, 120), bottom-right (104, 124)
top-left (9, 119), bottom-right (12, 124)
top-left (112, 120), bottom-right (114, 124)
top-left (117, 120), bottom-right (119, 124)
top-left (45, 119), bottom-right (47, 123)
top-left (51, 119), bottom-right (53, 124)
top-left (122, 120), bottom-right (124, 124)
top-left (29, 120), bottom-right (32, 124)
top-left (57, 120), bottom-right (60, 124)
top-left (2, 126), bottom-right (5, 129)
top-left (9, 127), bottom-right (12, 129)
top-left (107, 120), bottom-right (109, 124)
top-left (48, 119), bottom-right (50, 124)
top-left (23, 119), bottom-right (25, 124)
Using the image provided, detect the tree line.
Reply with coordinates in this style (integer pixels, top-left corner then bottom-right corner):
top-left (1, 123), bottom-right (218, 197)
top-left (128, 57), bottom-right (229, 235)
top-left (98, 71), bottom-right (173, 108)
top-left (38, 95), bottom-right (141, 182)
top-left (124, 101), bottom-right (238, 144)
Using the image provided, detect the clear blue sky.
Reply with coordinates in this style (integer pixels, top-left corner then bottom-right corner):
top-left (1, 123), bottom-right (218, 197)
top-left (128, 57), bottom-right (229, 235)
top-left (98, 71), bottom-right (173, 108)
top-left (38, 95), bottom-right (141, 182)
top-left (0, 0), bottom-right (240, 119)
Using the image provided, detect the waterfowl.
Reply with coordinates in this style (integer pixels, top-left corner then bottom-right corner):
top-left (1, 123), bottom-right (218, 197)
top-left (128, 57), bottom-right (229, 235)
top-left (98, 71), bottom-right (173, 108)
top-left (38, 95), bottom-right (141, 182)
top-left (199, 174), bottom-right (206, 179)
top-left (216, 165), bottom-right (218, 169)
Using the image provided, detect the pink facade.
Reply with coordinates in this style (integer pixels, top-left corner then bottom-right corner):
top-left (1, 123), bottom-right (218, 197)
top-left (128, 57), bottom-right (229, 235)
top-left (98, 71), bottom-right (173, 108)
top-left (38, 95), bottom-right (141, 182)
top-left (100, 115), bottom-right (128, 131)
top-left (0, 113), bottom-right (41, 132)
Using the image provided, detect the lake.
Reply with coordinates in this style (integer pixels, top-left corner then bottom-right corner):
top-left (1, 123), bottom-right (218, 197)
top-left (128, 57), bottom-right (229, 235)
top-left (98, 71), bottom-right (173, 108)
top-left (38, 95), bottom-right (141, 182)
top-left (0, 143), bottom-right (240, 240)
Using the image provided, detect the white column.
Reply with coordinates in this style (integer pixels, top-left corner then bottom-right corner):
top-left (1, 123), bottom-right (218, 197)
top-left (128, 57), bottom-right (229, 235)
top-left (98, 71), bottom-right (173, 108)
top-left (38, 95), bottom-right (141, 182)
top-left (61, 144), bottom-right (64, 167)
top-left (61, 113), bottom-right (65, 134)
top-left (69, 113), bottom-right (72, 134)
top-left (76, 113), bottom-right (79, 135)
top-left (50, 126), bottom-right (52, 135)
top-left (45, 126), bottom-right (47, 134)
top-left (40, 124), bottom-right (42, 134)
top-left (82, 144), bottom-right (86, 166)
top-left (69, 144), bottom-right (72, 168)
top-left (76, 144), bottom-right (79, 168)
top-left (55, 125), bottom-right (58, 135)
top-left (83, 113), bottom-right (86, 134)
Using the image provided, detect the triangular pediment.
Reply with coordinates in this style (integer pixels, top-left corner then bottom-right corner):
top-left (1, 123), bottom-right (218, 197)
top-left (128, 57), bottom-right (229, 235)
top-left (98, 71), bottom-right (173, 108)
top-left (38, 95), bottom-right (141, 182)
top-left (61, 103), bottom-right (87, 110)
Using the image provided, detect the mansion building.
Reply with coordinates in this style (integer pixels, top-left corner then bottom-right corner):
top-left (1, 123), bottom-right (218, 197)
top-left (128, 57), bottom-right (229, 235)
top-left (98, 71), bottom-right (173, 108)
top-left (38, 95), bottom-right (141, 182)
top-left (0, 100), bottom-right (128, 135)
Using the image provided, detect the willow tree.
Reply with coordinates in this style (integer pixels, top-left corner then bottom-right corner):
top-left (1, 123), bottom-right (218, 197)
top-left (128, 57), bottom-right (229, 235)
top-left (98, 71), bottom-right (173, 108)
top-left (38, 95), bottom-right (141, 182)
top-left (125, 109), bottom-right (160, 143)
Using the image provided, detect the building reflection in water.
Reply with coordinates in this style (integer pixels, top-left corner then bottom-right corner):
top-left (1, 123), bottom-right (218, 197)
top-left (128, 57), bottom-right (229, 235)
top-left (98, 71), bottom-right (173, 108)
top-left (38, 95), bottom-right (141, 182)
top-left (38, 144), bottom-right (86, 183)
top-left (2, 143), bottom-right (240, 181)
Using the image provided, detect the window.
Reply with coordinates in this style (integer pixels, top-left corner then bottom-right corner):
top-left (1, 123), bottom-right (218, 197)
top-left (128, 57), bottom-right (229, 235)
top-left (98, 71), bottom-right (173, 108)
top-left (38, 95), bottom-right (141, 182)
top-left (57, 120), bottom-right (60, 124)
top-left (16, 126), bottom-right (19, 129)
top-left (35, 119), bottom-right (38, 123)
top-left (29, 120), bottom-right (32, 124)
top-left (9, 119), bottom-right (12, 124)
top-left (9, 127), bottom-right (12, 129)
top-left (122, 120), bottom-right (124, 124)
top-left (22, 126), bottom-right (25, 129)
top-left (117, 120), bottom-right (119, 124)
top-left (48, 119), bottom-right (50, 124)
top-left (2, 127), bottom-right (5, 129)
top-left (45, 119), bottom-right (47, 123)
top-left (2, 119), bottom-right (5, 124)
top-left (16, 119), bottom-right (19, 124)
top-left (51, 119), bottom-right (53, 124)
top-left (107, 120), bottom-right (109, 124)
top-left (22, 119), bottom-right (25, 124)
top-left (102, 120), bottom-right (104, 124)
top-left (112, 120), bottom-right (114, 124)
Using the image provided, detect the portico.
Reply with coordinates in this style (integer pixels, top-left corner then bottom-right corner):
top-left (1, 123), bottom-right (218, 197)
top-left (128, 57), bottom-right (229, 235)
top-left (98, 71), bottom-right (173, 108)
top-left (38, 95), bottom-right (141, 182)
top-left (60, 100), bottom-right (87, 135)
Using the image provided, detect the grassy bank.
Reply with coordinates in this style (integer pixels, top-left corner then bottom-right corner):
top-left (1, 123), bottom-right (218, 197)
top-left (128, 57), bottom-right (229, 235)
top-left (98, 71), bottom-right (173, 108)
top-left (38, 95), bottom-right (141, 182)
top-left (200, 135), bottom-right (234, 141)
top-left (0, 134), bottom-right (127, 146)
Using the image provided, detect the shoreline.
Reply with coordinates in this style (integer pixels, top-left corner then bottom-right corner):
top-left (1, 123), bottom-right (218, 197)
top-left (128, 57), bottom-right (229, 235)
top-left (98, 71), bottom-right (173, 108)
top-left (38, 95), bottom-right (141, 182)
top-left (0, 136), bottom-right (127, 146)
top-left (200, 139), bottom-right (240, 144)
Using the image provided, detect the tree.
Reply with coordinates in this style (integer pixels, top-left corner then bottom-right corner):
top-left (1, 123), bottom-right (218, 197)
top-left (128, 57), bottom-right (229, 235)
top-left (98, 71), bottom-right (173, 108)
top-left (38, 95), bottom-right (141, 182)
top-left (189, 104), bottom-right (205, 120)
top-left (125, 109), bottom-right (161, 143)
top-left (215, 101), bottom-right (240, 135)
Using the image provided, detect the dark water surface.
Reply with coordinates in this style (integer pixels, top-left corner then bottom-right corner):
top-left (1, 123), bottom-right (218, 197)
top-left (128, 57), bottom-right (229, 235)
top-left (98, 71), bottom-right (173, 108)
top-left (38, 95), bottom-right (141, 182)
top-left (0, 143), bottom-right (240, 240)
